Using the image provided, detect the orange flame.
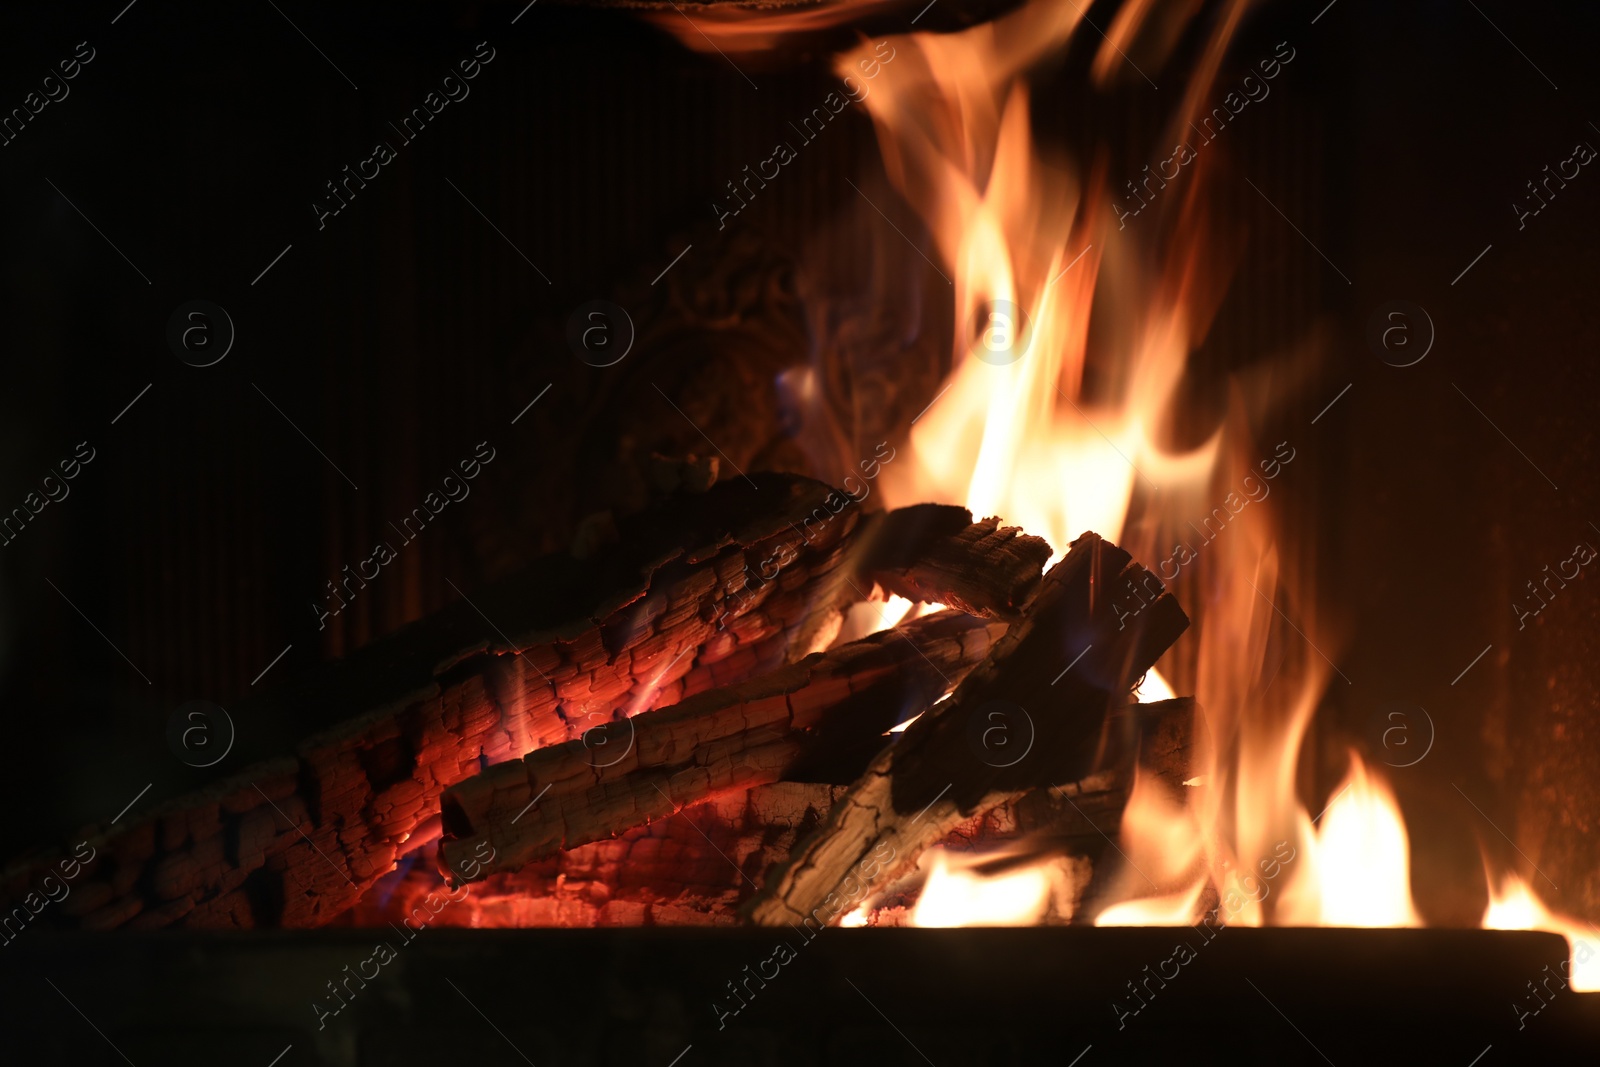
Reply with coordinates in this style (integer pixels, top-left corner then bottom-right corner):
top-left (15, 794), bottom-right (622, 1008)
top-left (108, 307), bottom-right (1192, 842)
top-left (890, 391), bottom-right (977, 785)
top-left (1093, 765), bottom-right (1207, 927)
top-left (910, 848), bottom-right (1055, 927)
top-left (1277, 755), bottom-right (1421, 927)
top-left (835, 0), bottom-right (1436, 931)
top-left (1484, 874), bottom-right (1600, 992)
top-left (844, 3), bottom-right (1221, 560)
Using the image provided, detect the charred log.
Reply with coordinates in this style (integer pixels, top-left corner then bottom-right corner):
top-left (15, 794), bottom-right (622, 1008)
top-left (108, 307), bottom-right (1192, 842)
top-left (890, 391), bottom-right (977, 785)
top-left (1, 479), bottom-right (1061, 930)
top-left (852, 505), bottom-right (1053, 619)
top-left (0, 475), bottom-right (866, 930)
top-left (349, 782), bottom-right (850, 928)
top-left (745, 531), bottom-right (1190, 928)
top-left (348, 700), bottom-right (1193, 928)
top-left (436, 610), bottom-right (1005, 882)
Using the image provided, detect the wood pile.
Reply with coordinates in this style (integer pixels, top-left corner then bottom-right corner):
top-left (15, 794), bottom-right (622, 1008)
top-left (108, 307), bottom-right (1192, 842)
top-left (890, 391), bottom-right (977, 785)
top-left (3, 475), bottom-right (1148, 930)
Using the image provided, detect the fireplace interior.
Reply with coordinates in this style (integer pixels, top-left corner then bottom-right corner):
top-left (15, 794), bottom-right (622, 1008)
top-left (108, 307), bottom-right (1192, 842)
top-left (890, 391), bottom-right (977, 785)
top-left (3, 0), bottom-right (1599, 1061)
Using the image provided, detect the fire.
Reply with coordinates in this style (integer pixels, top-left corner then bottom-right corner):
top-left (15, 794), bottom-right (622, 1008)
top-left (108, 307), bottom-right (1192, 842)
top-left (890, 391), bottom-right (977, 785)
top-left (650, 0), bottom-right (1600, 945)
top-left (845, 593), bottom-right (916, 639)
top-left (829, 0), bottom-right (1257, 929)
top-left (1135, 669), bottom-right (1176, 704)
top-left (833, 0), bottom-right (1442, 932)
top-left (910, 848), bottom-right (1055, 927)
top-left (842, 3), bottom-right (1221, 561)
top-left (1484, 875), bottom-right (1600, 992)
top-left (1092, 765), bottom-right (1207, 927)
top-left (1095, 882), bottom-right (1207, 928)
top-left (1280, 755), bottom-right (1421, 928)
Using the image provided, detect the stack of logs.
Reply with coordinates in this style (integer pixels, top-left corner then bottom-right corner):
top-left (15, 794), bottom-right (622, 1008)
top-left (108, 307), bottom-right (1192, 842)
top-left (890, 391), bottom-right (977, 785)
top-left (1, 474), bottom-right (1194, 931)
top-left (427, 507), bottom-right (1192, 928)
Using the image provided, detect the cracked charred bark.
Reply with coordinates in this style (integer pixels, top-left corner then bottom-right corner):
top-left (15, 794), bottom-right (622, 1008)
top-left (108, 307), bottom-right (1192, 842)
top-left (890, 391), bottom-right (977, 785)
top-left (436, 610), bottom-right (1007, 882)
top-left (745, 532), bottom-right (1190, 928)
top-left (1, 479), bottom-right (1055, 930)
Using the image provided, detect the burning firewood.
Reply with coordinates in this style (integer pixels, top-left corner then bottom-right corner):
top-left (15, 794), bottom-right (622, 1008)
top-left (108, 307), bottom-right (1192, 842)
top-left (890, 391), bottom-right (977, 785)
top-left (972, 695), bottom-right (1197, 839)
top-left (853, 504), bottom-right (1053, 619)
top-left (436, 610), bottom-right (1006, 882)
top-left (861, 696), bottom-right (1199, 921)
top-left (351, 782), bottom-right (853, 928)
top-left (745, 532), bottom-right (1189, 929)
top-left (0, 477), bottom-right (1056, 931)
top-left (357, 699), bottom-right (1192, 928)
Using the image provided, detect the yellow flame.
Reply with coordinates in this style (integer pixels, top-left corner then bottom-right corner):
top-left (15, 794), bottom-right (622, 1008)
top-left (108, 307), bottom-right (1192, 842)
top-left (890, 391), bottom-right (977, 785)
top-left (837, 592), bottom-right (915, 644)
top-left (839, 1), bottom-right (1300, 926)
top-left (1484, 875), bottom-right (1600, 992)
top-left (838, 902), bottom-right (873, 927)
top-left (1136, 669), bottom-right (1177, 704)
top-left (1096, 881), bottom-right (1208, 927)
top-left (1282, 756), bottom-right (1420, 927)
top-left (1093, 765), bottom-right (1206, 927)
top-left (848, 5), bottom-right (1220, 561)
top-left (910, 848), bottom-right (1054, 927)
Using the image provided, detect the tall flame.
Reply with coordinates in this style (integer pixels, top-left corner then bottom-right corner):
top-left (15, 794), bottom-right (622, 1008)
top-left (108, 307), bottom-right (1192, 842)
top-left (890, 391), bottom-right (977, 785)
top-left (846, 2), bottom-right (1221, 560)
top-left (827, 0), bottom-right (1435, 931)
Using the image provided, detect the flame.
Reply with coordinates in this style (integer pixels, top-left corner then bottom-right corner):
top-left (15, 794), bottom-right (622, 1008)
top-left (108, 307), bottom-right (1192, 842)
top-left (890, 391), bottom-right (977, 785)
top-left (873, 593), bottom-right (918, 630)
top-left (652, 0), bottom-right (1600, 944)
top-left (845, 4), bottom-right (1222, 561)
top-left (838, 901), bottom-right (873, 927)
top-left (834, 591), bottom-right (915, 646)
top-left (830, 0), bottom-right (1439, 932)
top-left (824, 0), bottom-right (1304, 930)
top-left (1278, 755), bottom-right (1421, 927)
top-left (1135, 669), bottom-right (1176, 704)
top-left (1093, 765), bottom-right (1207, 926)
top-left (1095, 881), bottom-right (1208, 927)
top-left (1484, 875), bottom-right (1600, 992)
top-left (910, 848), bottom-right (1055, 927)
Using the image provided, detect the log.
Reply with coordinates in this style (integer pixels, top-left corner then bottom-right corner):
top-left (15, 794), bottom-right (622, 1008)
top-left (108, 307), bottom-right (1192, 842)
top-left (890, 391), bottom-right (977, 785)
top-left (0, 475), bottom-right (865, 931)
top-left (0, 481), bottom-right (1057, 931)
top-left (923, 695), bottom-right (1199, 911)
top-left (347, 700), bottom-right (1195, 928)
top-left (941, 696), bottom-right (1199, 842)
top-left (798, 696), bottom-right (1197, 897)
top-left (745, 531), bottom-right (1190, 928)
top-left (852, 505), bottom-right (1054, 619)
top-left (350, 782), bottom-right (851, 928)
top-left (436, 610), bottom-right (1006, 882)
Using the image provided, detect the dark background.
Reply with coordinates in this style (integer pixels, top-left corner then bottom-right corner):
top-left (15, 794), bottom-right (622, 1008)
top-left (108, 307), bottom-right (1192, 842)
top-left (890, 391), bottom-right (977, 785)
top-left (0, 0), bottom-right (1597, 928)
